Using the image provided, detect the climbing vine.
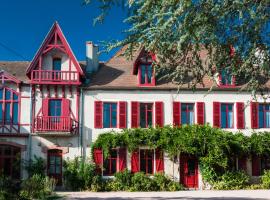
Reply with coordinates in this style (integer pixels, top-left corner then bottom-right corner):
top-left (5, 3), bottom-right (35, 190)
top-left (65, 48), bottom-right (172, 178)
top-left (92, 125), bottom-right (270, 183)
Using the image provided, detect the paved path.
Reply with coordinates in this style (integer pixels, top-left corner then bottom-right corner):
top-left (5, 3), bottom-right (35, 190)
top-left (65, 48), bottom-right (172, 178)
top-left (58, 190), bottom-right (270, 200)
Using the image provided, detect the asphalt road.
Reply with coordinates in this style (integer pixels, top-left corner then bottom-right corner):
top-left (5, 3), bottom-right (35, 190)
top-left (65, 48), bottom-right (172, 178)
top-left (58, 190), bottom-right (270, 200)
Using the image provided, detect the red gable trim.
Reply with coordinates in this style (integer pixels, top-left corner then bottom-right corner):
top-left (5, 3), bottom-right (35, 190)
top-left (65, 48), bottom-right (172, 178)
top-left (0, 70), bottom-right (22, 84)
top-left (26, 22), bottom-right (83, 77)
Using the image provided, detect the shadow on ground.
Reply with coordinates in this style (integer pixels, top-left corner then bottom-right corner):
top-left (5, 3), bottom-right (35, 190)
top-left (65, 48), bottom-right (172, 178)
top-left (64, 197), bottom-right (268, 200)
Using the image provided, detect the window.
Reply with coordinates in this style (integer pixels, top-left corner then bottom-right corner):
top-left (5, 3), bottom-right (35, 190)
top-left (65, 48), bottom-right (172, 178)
top-left (220, 69), bottom-right (235, 86)
top-left (103, 103), bottom-right (117, 128)
top-left (221, 103), bottom-right (234, 128)
top-left (48, 149), bottom-right (62, 185)
top-left (0, 145), bottom-right (21, 179)
top-left (52, 58), bottom-right (61, 71)
top-left (49, 100), bottom-right (62, 117)
top-left (259, 104), bottom-right (270, 128)
top-left (140, 149), bottom-right (154, 174)
top-left (140, 103), bottom-right (153, 128)
top-left (261, 157), bottom-right (270, 171)
top-left (139, 64), bottom-right (153, 85)
top-left (0, 88), bottom-right (19, 124)
top-left (103, 149), bottom-right (117, 176)
top-left (181, 103), bottom-right (194, 125)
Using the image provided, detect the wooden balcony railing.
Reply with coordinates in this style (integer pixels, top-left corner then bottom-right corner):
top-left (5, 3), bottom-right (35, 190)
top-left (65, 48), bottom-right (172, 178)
top-left (34, 116), bottom-right (79, 134)
top-left (31, 70), bottom-right (80, 85)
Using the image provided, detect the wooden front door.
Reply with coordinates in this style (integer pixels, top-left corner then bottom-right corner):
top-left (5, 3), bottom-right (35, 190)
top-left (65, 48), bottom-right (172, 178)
top-left (180, 155), bottom-right (198, 188)
top-left (48, 149), bottom-right (62, 185)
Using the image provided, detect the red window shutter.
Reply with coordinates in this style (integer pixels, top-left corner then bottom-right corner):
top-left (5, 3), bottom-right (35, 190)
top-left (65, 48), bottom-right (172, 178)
top-left (118, 148), bottom-right (127, 171)
top-left (131, 149), bottom-right (139, 173)
top-left (94, 101), bottom-right (103, 128)
top-left (252, 155), bottom-right (261, 176)
top-left (173, 102), bottom-right (181, 126)
top-left (118, 102), bottom-right (127, 128)
top-left (238, 157), bottom-right (247, 172)
top-left (213, 102), bottom-right (221, 127)
top-left (62, 99), bottom-right (70, 116)
top-left (93, 148), bottom-right (103, 173)
top-left (131, 102), bottom-right (139, 128)
top-left (251, 102), bottom-right (259, 129)
top-left (42, 98), bottom-right (49, 116)
top-left (155, 102), bottom-right (164, 127)
top-left (236, 102), bottom-right (245, 129)
top-left (155, 149), bottom-right (164, 173)
top-left (196, 102), bottom-right (205, 125)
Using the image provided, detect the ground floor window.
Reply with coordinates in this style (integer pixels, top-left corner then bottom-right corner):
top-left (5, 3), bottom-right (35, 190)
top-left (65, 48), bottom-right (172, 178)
top-left (48, 149), bottom-right (62, 185)
top-left (140, 149), bottom-right (154, 174)
top-left (103, 149), bottom-right (117, 176)
top-left (0, 145), bottom-right (21, 179)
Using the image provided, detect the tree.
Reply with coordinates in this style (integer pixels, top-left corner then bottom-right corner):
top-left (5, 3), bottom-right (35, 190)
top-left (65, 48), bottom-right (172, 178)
top-left (85, 0), bottom-right (270, 97)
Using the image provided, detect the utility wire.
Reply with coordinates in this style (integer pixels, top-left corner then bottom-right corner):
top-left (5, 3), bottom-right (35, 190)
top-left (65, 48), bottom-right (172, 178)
top-left (0, 41), bottom-right (27, 60)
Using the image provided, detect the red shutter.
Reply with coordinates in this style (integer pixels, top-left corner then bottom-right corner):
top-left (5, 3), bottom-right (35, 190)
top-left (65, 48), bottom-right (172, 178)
top-left (251, 102), bottom-right (259, 129)
top-left (236, 102), bottom-right (245, 129)
top-left (238, 157), bottom-right (247, 172)
top-left (119, 102), bottom-right (127, 128)
top-left (155, 102), bottom-right (164, 127)
top-left (94, 101), bottom-right (103, 128)
top-left (252, 155), bottom-right (261, 176)
top-left (173, 102), bottom-right (181, 126)
top-left (196, 102), bottom-right (205, 125)
top-left (213, 102), bottom-right (221, 127)
top-left (131, 102), bottom-right (139, 128)
top-left (131, 150), bottom-right (139, 173)
top-left (155, 149), bottom-right (164, 173)
top-left (42, 98), bottom-right (49, 116)
top-left (118, 148), bottom-right (127, 171)
top-left (62, 99), bottom-right (70, 116)
top-left (93, 148), bottom-right (103, 173)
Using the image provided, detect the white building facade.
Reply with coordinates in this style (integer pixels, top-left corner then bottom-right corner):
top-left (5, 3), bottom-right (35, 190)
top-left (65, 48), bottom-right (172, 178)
top-left (0, 22), bottom-right (268, 189)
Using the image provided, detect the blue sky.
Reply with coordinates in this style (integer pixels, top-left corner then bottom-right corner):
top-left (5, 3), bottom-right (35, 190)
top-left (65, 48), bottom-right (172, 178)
top-left (0, 0), bottom-right (127, 62)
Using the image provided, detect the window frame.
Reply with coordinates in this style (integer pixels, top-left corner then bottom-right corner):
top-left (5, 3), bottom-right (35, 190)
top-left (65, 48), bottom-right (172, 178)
top-left (139, 102), bottom-right (153, 128)
top-left (139, 149), bottom-right (154, 175)
top-left (102, 102), bottom-right (118, 128)
top-left (48, 99), bottom-right (62, 117)
top-left (138, 62), bottom-right (155, 86)
top-left (103, 149), bottom-right (118, 176)
top-left (220, 103), bottom-right (234, 129)
top-left (181, 103), bottom-right (195, 125)
top-left (218, 69), bottom-right (236, 87)
top-left (258, 103), bottom-right (270, 128)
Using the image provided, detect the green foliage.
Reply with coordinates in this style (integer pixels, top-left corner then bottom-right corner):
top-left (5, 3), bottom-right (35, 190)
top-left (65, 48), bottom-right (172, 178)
top-left (113, 169), bottom-right (132, 190)
top-left (130, 172), bottom-right (156, 191)
top-left (91, 175), bottom-right (105, 192)
top-left (63, 157), bottom-right (96, 190)
top-left (25, 156), bottom-right (46, 177)
top-left (213, 171), bottom-right (250, 190)
top-left (19, 174), bottom-right (56, 200)
top-left (261, 170), bottom-right (270, 189)
top-left (153, 173), bottom-right (184, 191)
top-left (0, 175), bottom-right (19, 200)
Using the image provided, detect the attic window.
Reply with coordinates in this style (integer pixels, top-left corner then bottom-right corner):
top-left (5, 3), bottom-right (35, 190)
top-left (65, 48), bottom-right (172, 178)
top-left (139, 64), bottom-right (155, 85)
top-left (219, 69), bottom-right (235, 86)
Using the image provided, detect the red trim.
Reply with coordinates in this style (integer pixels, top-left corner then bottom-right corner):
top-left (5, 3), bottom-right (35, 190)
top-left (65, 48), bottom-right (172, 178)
top-left (213, 102), bottom-right (221, 127)
top-left (155, 149), bottom-right (164, 173)
top-left (173, 102), bottom-right (181, 126)
top-left (118, 148), bottom-right (127, 171)
top-left (93, 148), bottom-right (103, 174)
top-left (94, 101), bottom-right (103, 128)
top-left (131, 149), bottom-right (139, 173)
top-left (196, 102), bottom-right (205, 125)
top-left (0, 71), bottom-right (21, 84)
top-left (118, 101), bottom-right (127, 128)
top-left (236, 102), bottom-right (245, 129)
top-left (131, 102), bottom-right (139, 128)
top-left (251, 102), bottom-right (259, 129)
top-left (155, 102), bottom-right (164, 127)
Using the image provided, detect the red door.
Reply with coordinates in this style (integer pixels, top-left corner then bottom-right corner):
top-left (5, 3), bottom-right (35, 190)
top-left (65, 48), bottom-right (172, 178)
top-left (180, 155), bottom-right (198, 188)
top-left (48, 149), bottom-right (62, 185)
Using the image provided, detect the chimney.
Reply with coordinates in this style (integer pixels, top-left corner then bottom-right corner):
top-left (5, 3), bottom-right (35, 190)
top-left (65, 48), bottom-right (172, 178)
top-left (86, 41), bottom-right (99, 73)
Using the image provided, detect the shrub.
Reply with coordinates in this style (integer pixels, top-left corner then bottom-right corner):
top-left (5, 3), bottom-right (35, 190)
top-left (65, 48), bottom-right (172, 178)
top-left (130, 172), bottom-right (156, 191)
top-left (261, 170), bottom-right (270, 189)
top-left (167, 181), bottom-right (185, 191)
top-left (19, 174), bottom-right (56, 200)
top-left (25, 156), bottom-right (46, 177)
top-left (63, 157), bottom-right (96, 190)
top-left (114, 169), bottom-right (132, 190)
top-left (213, 171), bottom-right (250, 190)
top-left (91, 175), bottom-right (105, 192)
top-left (152, 173), bottom-right (171, 191)
top-left (0, 175), bottom-right (19, 200)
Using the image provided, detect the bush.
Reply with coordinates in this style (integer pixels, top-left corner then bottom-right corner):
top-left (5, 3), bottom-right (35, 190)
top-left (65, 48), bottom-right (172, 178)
top-left (213, 171), bottom-right (250, 190)
top-left (261, 170), bottom-right (270, 189)
top-left (25, 156), bottom-right (46, 177)
top-left (130, 172), bottom-right (156, 191)
top-left (63, 157), bottom-right (96, 190)
top-left (167, 181), bottom-right (185, 191)
top-left (0, 175), bottom-right (19, 200)
top-left (19, 174), bottom-right (56, 200)
top-left (153, 173), bottom-right (184, 191)
top-left (91, 175), bottom-right (105, 192)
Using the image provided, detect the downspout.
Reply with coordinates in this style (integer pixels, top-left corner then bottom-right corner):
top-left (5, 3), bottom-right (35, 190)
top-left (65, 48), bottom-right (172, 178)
top-left (79, 87), bottom-right (84, 159)
top-left (28, 85), bottom-right (33, 175)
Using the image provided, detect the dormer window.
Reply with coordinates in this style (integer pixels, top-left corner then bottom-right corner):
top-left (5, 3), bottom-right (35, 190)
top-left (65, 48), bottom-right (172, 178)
top-left (219, 69), bottom-right (235, 86)
top-left (53, 58), bottom-right (61, 71)
top-left (139, 64), bottom-right (154, 85)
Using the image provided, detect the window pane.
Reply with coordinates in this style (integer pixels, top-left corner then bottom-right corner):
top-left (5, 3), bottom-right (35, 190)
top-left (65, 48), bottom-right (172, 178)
top-left (259, 105), bottom-right (264, 128)
top-left (53, 59), bottom-right (61, 71)
top-left (13, 93), bottom-right (18, 100)
top-left (140, 104), bottom-right (146, 128)
top-left (0, 89), bottom-right (3, 100)
top-left (147, 104), bottom-right (153, 127)
top-left (189, 111), bottom-right (194, 125)
top-left (0, 103), bottom-right (2, 123)
top-left (103, 103), bottom-right (110, 128)
top-left (140, 65), bottom-right (146, 84)
top-left (147, 65), bottom-right (152, 83)
top-left (221, 104), bottom-right (227, 128)
top-left (181, 104), bottom-right (187, 124)
top-left (111, 103), bottom-right (117, 128)
top-left (5, 90), bottom-right (11, 100)
top-left (13, 102), bottom-right (18, 124)
top-left (5, 103), bottom-right (11, 123)
top-left (103, 159), bottom-right (110, 175)
top-left (49, 100), bottom-right (62, 116)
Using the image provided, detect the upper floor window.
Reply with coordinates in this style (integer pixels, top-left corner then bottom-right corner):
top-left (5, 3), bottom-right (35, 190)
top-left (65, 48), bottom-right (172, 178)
top-left (52, 58), bottom-right (61, 71)
top-left (259, 104), bottom-right (270, 128)
top-left (221, 103), bottom-right (234, 128)
top-left (103, 103), bottom-right (117, 128)
top-left (139, 64), bottom-right (154, 85)
top-left (0, 88), bottom-right (19, 124)
top-left (181, 103), bottom-right (194, 125)
top-left (49, 99), bottom-right (62, 117)
top-left (139, 103), bottom-right (153, 128)
top-left (219, 69), bottom-right (235, 86)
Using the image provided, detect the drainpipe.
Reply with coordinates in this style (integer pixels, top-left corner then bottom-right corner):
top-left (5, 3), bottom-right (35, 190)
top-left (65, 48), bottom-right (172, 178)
top-left (79, 87), bottom-right (84, 159)
top-left (28, 86), bottom-right (33, 177)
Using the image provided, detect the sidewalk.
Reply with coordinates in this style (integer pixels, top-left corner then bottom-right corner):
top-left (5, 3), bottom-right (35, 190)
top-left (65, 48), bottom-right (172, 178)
top-left (58, 190), bottom-right (270, 200)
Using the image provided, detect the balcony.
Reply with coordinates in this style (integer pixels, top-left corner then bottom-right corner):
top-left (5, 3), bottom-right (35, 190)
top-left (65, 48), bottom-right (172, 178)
top-left (30, 70), bottom-right (80, 85)
top-left (34, 116), bottom-right (79, 136)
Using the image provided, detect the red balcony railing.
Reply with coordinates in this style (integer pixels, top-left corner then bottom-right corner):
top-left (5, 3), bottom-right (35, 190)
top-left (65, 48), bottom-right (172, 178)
top-left (34, 116), bottom-right (79, 134)
top-left (31, 70), bottom-right (80, 84)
